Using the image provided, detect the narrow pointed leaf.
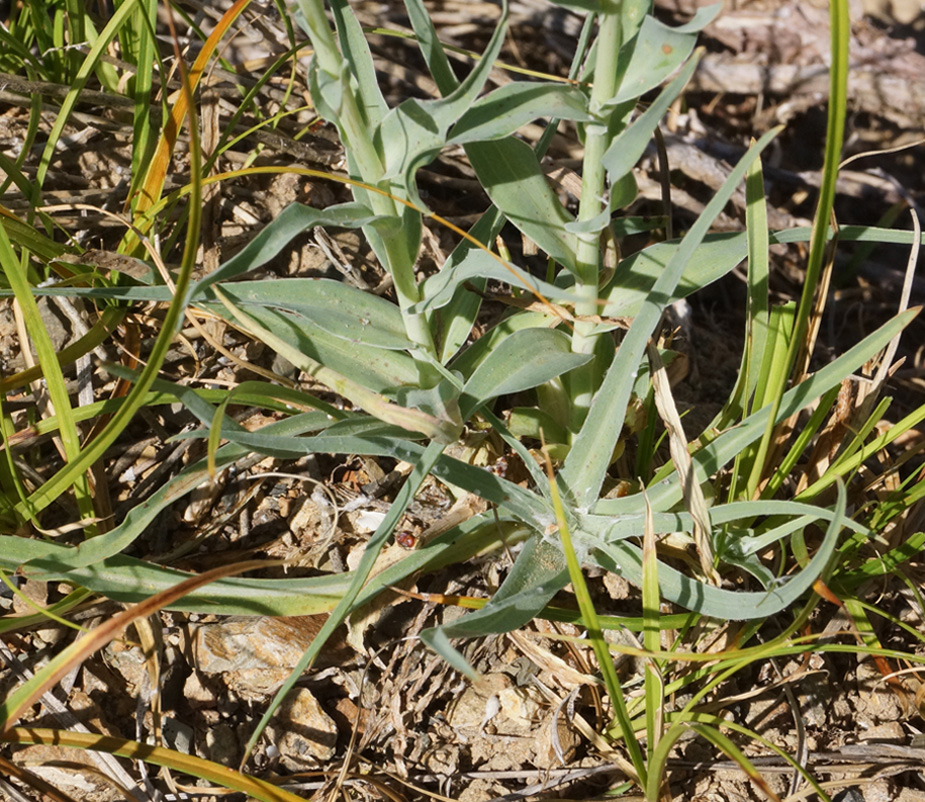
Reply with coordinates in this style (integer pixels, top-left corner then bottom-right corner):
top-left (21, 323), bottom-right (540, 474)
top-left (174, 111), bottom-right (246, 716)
top-left (449, 84), bottom-right (592, 145)
top-left (593, 307), bottom-right (919, 518)
top-left (191, 202), bottom-right (381, 298)
top-left (591, 480), bottom-right (846, 619)
top-left (461, 329), bottom-right (592, 418)
top-left (420, 538), bottom-right (569, 676)
top-left (213, 279), bottom-right (414, 351)
top-left (562, 128), bottom-right (781, 507)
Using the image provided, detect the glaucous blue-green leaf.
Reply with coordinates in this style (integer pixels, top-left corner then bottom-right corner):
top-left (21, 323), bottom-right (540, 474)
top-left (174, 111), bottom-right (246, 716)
top-left (590, 481), bottom-right (846, 620)
top-left (393, 377), bottom-right (463, 437)
top-left (416, 248), bottom-right (580, 314)
top-left (421, 538), bottom-right (569, 678)
top-left (435, 207), bottom-right (506, 364)
top-left (449, 311), bottom-right (555, 378)
top-left (210, 279), bottom-right (413, 351)
top-left (449, 84), bottom-right (592, 145)
top-left (466, 138), bottom-right (579, 272)
top-left (577, 498), bottom-right (867, 549)
top-left (461, 328), bottom-right (592, 418)
top-left (562, 128), bottom-right (781, 508)
top-left (509, 407), bottom-right (570, 445)
top-left (591, 307), bottom-right (919, 519)
top-left (610, 5), bottom-right (720, 105)
top-left (377, 98), bottom-right (445, 191)
top-left (566, 53), bottom-right (701, 236)
top-left (377, 0), bottom-right (509, 202)
top-left (600, 230), bottom-right (748, 317)
top-left (603, 53), bottom-right (701, 181)
top-left (191, 202), bottom-right (381, 298)
top-left (210, 288), bottom-right (459, 440)
top-left (560, 208), bottom-right (670, 238)
top-left (719, 515), bottom-right (817, 587)
top-left (19, 551), bottom-right (352, 614)
top-left (16, 226), bottom-right (921, 307)
top-left (403, 0), bottom-right (459, 94)
top-left (329, 0), bottom-right (388, 128)
top-left (665, 1), bottom-right (723, 33)
top-left (200, 301), bottom-right (419, 393)
top-left (423, 228), bottom-right (751, 334)
top-left (306, 55), bottom-right (348, 129)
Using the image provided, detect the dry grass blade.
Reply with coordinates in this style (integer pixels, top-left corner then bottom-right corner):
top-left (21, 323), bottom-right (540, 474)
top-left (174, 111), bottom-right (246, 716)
top-left (690, 724), bottom-right (783, 802)
top-left (0, 728), bottom-right (307, 802)
top-left (647, 341), bottom-right (719, 584)
top-left (131, 0), bottom-right (252, 222)
top-left (0, 639), bottom-right (144, 799)
top-left (0, 559), bottom-right (275, 733)
top-left (0, 752), bottom-right (79, 802)
top-left (865, 208), bottom-right (920, 397)
top-left (793, 214), bottom-right (838, 382)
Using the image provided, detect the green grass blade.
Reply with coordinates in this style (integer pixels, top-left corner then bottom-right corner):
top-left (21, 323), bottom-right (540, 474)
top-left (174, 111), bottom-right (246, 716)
top-left (0, 586), bottom-right (93, 636)
top-left (0, 227), bottom-right (95, 528)
top-left (125, 0), bottom-right (160, 199)
top-left (548, 461), bottom-right (647, 783)
top-left (35, 0), bottom-right (141, 190)
top-left (682, 713), bottom-right (834, 802)
top-left (0, 396), bottom-right (28, 517)
top-left (603, 307), bottom-right (916, 518)
top-left (725, 146), bottom-right (770, 436)
top-left (12, 247), bottom-right (197, 523)
top-left (642, 492), bottom-right (663, 765)
top-left (689, 723), bottom-right (782, 801)
top-left (744, 302), bottom-right (795, 497)
top-left (786, 0), bottom-right (850, 378)
top-left (745, 0), bottom-right (850, 493)
top-left (798, 400), bottom-right (925, 501)
top-left (762, 384), bottom-right (840, 498)
top-left (646, 721), bottom-right (689, 800)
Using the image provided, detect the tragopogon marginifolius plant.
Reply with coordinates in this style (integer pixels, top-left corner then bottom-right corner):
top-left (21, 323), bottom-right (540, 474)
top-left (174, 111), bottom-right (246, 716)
top-left (202, 0), bottom-right (732, 445)
top-left (190, 0), bottom-right (900, 763)
top-left (4, 0), bottom-right (920, 792)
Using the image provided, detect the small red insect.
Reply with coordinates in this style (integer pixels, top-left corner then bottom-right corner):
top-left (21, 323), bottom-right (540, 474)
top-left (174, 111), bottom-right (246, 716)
top-left (395, 531), bottom-right (418, 549)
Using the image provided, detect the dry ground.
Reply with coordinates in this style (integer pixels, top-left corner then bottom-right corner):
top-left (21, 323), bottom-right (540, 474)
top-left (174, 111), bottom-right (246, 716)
top-left (2, 1), bottom-right (925, 801)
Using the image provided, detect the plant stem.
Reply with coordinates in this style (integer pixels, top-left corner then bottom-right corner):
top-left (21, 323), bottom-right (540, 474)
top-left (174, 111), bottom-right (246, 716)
top-left (570, 5), bottom-right (625, 430)
top-left (298, 0), bottom-right (438, 379)
top-left (379, 224), bottom-right (438, 364)
top-left (299, 0), bottom-right (383, 182)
